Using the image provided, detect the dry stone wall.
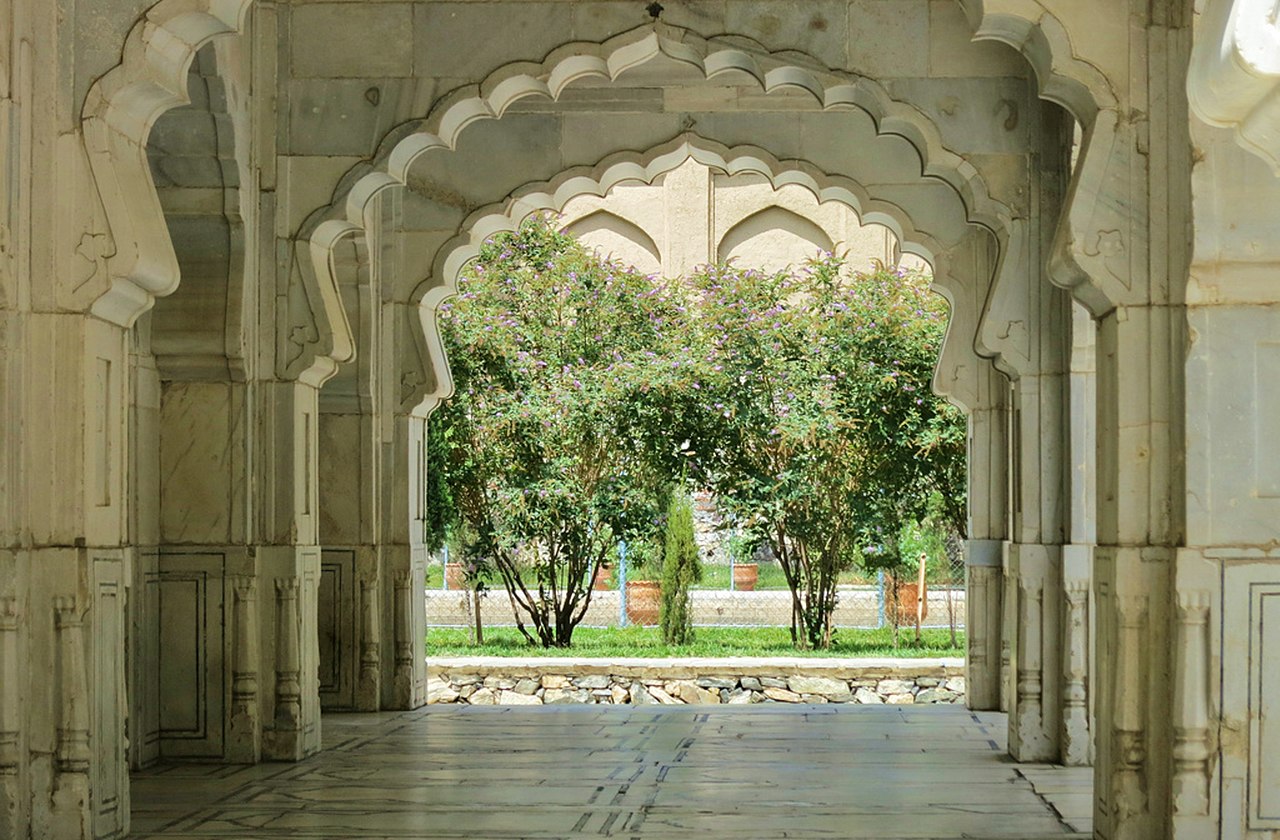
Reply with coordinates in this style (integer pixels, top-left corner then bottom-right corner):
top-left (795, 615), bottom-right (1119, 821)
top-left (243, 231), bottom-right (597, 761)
top-left (427, 658), bottom-right (964, 707)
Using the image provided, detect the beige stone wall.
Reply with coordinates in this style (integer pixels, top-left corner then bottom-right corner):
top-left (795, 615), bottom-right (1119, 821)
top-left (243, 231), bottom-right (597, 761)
top-left (559, 158), bottom-right (930, 277)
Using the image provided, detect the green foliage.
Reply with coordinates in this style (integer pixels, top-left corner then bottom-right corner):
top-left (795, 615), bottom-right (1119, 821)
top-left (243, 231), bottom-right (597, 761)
top-left (668, 255), bottom-right (966, 649)
top-left (429, 219), bottom-right (966, 653)
top-left (431, 217), bottom-right (678, 647)
top-left (659, 488), bottom-right (702, 644)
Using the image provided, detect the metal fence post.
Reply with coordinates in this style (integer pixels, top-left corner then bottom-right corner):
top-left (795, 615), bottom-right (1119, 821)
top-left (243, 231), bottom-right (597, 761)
top-left (442, 543), bottom-right (450, 591)
top-left (618, 540), bottom-right (628, 628)
top-left (876, 569), bottom-right (886, 629)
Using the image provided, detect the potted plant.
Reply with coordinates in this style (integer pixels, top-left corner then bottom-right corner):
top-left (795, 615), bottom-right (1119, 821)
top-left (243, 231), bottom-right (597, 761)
top-left (726, 532), bottom-right (758, 591)
top-left (592, 562), bottom-right (613, 591)
top-left (624, 544), bottom-right (662, 626)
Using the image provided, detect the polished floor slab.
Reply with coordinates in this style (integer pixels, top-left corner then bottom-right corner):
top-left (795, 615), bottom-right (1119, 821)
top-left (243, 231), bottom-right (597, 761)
top-left (131, 705), bottom-right (1091, 839)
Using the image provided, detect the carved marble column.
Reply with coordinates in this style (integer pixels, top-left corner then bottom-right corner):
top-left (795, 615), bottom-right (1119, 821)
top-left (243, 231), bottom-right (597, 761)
top-left (1171, 591), bottom-right (1211, 819)
top-left (51, 596), bottom-right (90, 830)
top-left (1061, 579), bottom-right (1091, 766)
top-left (227, 576), bottom-right (260, 763)
top-left (392, 570), bottom-right (413, 708)
top-left (1111, 594), bottom-right (1150, 839)
top-left (357, 577), bottom-right (381, 711)
top-left (268, 578), bottom-right (302, 758)
top-left (0, 596), bottom-right (21, 837)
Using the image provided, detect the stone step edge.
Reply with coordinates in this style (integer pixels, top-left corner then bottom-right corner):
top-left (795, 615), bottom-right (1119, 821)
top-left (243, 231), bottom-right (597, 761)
top-left (427, 656), bottom-right (963, 680)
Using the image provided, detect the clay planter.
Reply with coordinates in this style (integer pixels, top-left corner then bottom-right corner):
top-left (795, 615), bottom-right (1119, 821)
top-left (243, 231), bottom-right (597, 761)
top-left (592, 564), bottom-right (613, 591)
top-left (444, 562), bottom-right (467, 590)
top-left (893, 581), bottom-right (927, 624)
top-left (625, 580), bottom-right (661, 626)
top-left (732, 563), bottom-right (759, 592)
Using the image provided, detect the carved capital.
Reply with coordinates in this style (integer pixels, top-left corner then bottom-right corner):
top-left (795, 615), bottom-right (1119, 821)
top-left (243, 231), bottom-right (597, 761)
top-left (53, 595), bottom-right (82, 628)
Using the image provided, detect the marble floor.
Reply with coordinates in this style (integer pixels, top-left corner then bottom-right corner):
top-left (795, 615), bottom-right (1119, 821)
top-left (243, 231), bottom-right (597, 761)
top-left (130, 705), bottom-right (1092, 839)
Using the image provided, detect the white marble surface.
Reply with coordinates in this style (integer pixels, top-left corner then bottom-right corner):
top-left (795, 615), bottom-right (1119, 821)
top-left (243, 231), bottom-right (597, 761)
top-left (130, 705), bottom-right (1089, 839)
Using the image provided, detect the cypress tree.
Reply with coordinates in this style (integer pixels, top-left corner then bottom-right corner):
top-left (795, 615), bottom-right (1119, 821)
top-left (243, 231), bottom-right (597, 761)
top-left (660, 489), bottom-right (701, 645)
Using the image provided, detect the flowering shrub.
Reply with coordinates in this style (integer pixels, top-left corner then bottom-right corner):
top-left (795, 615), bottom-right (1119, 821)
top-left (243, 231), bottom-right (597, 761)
top-left (430, 216), bottom-right (965, 651)
top-left (430, 217), bottom-right (679, 647)
top-left (666, 255), bottom-right (964, 649)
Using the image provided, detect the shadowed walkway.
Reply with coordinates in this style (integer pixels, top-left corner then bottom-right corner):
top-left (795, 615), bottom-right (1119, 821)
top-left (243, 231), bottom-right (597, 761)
top-left (130, 705), bottom-right (1091, 839)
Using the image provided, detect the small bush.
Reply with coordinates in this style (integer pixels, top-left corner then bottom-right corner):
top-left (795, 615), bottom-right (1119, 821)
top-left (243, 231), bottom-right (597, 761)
top-left (660, 489), bottom-right (701, 644)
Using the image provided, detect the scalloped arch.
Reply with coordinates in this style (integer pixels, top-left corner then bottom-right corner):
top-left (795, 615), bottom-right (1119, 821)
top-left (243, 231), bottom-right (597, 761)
top-left (309, 22), bottom-right (1013, 251)
top-left (957, 0), bottom-right (1115, 125)
top-left (402, 135), bottom-right (987, 416)
top-left (81, 0), bottom-right (354, 384)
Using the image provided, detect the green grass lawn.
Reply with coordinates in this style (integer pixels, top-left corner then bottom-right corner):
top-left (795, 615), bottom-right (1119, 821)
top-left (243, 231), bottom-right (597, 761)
top-left (427, 625), bottom-right (964, 658)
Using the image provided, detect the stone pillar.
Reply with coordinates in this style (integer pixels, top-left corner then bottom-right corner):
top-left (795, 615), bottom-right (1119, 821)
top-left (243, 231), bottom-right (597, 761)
top-left (1005, 365), bottom-right (1070, 762)
top-left (964, 380), bottom-right (1008, 712)
top-left (317, 235), bottom-right (385, 713)
top-left (1092, 303), bottom-right (1183, 840)
top-left (381, 412), bottom-right (428, 710)
top-left (258, 381), bottom-right (324, 761)
top-left (1061, 301), bottom-right (1096, 767)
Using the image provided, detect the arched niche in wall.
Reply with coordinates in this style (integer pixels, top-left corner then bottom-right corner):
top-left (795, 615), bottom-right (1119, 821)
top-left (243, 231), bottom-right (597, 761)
top-left (562, 209), bottom-right (662, 277)
top-left (146, 40), bottom-right (251, 382)
top-left (717, 205), bottom-right (834, 274)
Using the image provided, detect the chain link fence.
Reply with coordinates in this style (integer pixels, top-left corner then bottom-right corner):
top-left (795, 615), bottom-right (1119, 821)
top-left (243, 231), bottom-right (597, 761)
top-left (425, 552), bottom-right (966, 632)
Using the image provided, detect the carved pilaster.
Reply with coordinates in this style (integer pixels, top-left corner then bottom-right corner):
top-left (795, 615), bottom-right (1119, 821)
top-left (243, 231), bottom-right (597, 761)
top-left (1112, 594), bottom-right (1149, 829)
top-left (1000, 557), bottom-right (1015, 713)
top-left (1014, 578), bottom-right (1046, 756)
top-left (273, 578), bottom-right (301, 733)
top-left (0, 597), bottom-right (17, 840)
top-left (357, 577), bottom-right (380, 711)
top-left (392, 570), bottom-right (412, 707)
top-left (1172, 590), bottom-right (1211, 817)
top-left (1062, 579), bottom-right (1091, 766)
top-left (53, 596), bottom-right (90, 777)
top-left (0, 597), bottom-right (19, 774)
top-left (227, 576), bottom-right (259, 763)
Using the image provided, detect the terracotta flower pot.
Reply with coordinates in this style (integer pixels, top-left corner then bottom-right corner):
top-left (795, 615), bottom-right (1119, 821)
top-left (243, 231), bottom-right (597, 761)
top-left (592, 564), bottom-right (613, 591)
top-left (893, 581), bottom-right (927, 624)
top-left (444, 562), bottom-right (467, 590)
top-left (625, 580), bottom-right (661, 626)
top-left (732, 562), bottom-right (759, 592)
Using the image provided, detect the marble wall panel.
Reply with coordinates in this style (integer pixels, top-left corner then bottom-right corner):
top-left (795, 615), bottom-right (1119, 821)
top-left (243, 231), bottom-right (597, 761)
top-left (153, 553), bottom-right (226, 760)
top-left (159, 382), bottom-right (236, 546)
top-left (318, 550), bottom-right (357, 710)
top-left (1221, 561), bottom-right (1280, 835)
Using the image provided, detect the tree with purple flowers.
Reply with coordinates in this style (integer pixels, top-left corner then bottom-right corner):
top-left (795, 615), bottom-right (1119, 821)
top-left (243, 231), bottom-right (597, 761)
top-left (430, 217), bottom-right (681, 647)
top-left (668, 255), bottom-right (964, 649)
